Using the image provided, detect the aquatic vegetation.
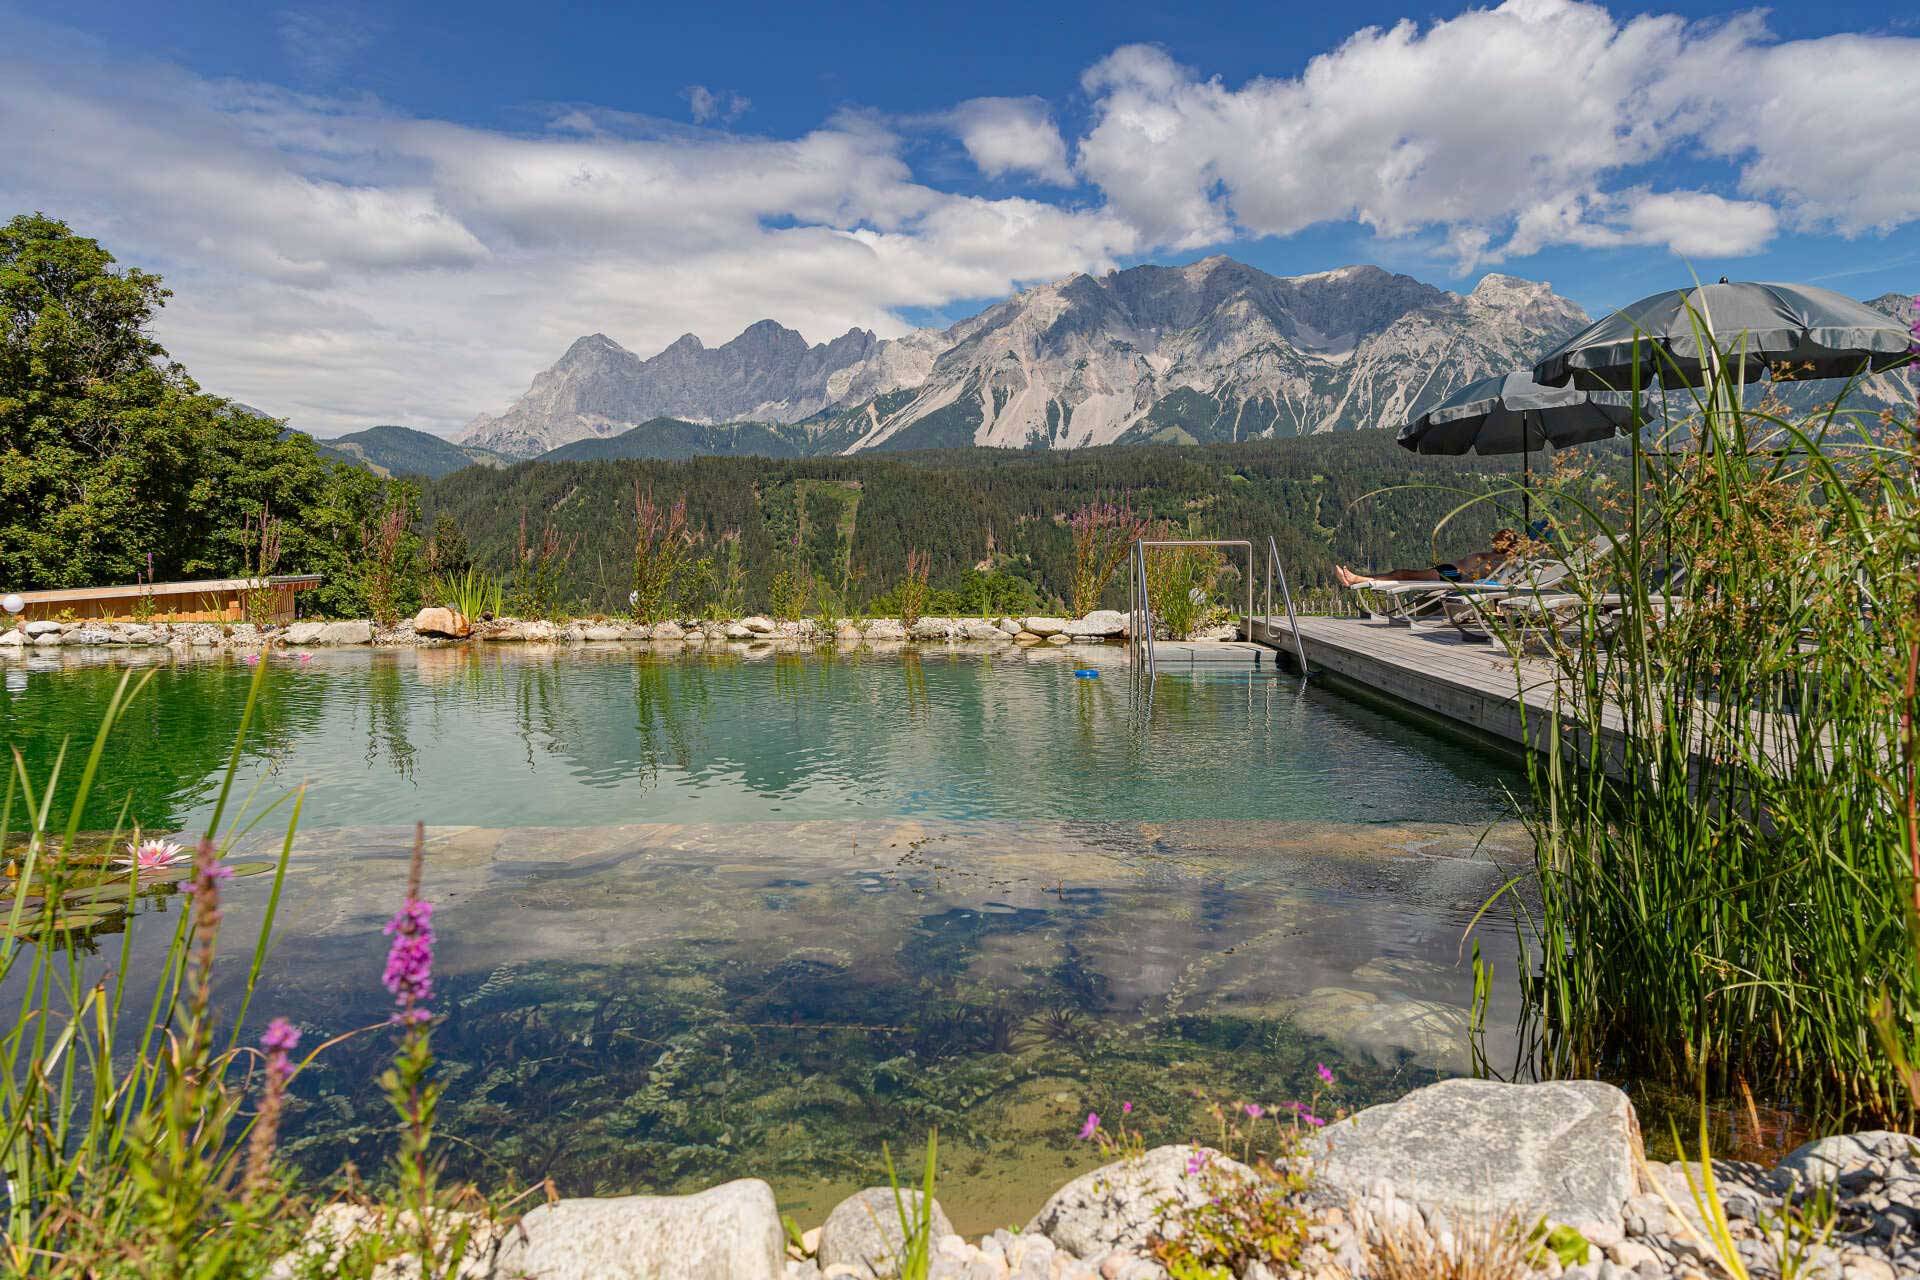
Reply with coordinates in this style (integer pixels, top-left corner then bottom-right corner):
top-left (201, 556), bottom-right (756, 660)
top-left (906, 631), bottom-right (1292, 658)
top-left (1474, 328), bottom-right (1920, 1124)
top-left (1068, 498), bottom-right (1147, 617)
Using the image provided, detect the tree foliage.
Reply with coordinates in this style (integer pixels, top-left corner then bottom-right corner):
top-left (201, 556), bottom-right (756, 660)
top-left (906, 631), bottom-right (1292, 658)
top-left (0, 213), bottom-right (413, 615)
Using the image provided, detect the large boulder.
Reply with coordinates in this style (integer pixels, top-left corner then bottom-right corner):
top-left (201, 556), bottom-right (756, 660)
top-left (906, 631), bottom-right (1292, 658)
top-left (1067, 610), bottom-right (1127, 639)
top-left (413, 607), bottom-right (472, 639)
top-left (864, 619), bottom-right (908, 642)
top-left (815, 1187), bottom-right (955, 1279)
top-left (1021, 616), bottom-right (1070, 637)
top-left (315, 620), bottom-right (374, 646)
top-left (0, 629), bottom-right (23, 648)
top-left (908, 617), bottom-right (953, 642)
top-left (741, 615), bottom-right (777, 635)
top-left (956, 619), bottom-right (1008, 642)
top-left (23, 621), bottom-right (62, 638)
top-left (493, 1179), bottom-right (784, 1280)
top-left (65, 627), bottom-right (119, 646)
top-left (1313, 1078), bottom-right (1642, 1229)
top-left (582, 624), bottom-right (625, 641)
top-left (652, 621), bottom-right (685, 641)
top-left (1027, 1143), bottom-right (1254, 1260)
top-left (282, 620), bottom-right (327, 645)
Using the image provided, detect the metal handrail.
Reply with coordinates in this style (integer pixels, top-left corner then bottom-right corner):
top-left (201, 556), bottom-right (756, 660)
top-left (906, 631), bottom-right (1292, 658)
top-left (1264, 535), bottom-right (1309, 677)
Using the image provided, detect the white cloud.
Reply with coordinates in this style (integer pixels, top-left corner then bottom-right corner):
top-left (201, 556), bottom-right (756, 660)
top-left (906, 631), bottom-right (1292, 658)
top-left (1, 2), bottom-right (1915, 438)
top-left (1074, 1), bottom-right (1920, 266)
top-left (683, 85), bottom-right (751, 126)
top-left (948, 97), bottom-right (1072, 184)
top-left (0, 23), bottom-right (1134, 435)
top-left (276, 3), bottom-right (384, 81)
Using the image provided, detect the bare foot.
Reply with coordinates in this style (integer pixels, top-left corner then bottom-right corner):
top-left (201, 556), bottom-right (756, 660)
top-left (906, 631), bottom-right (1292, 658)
top-left (1334, 565), bottom-right (1365, 587)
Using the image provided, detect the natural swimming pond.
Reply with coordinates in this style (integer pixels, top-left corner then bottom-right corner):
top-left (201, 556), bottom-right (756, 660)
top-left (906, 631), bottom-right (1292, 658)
top-left (2, 644), bottom-right (1535, 1229)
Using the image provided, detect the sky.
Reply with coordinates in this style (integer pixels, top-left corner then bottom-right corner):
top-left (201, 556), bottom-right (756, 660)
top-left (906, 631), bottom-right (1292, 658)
top-left (4, 0), bottom-right (1918, 437)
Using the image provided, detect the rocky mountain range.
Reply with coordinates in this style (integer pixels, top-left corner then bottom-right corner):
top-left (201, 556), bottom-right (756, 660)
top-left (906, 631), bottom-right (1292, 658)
top-left (462, 260), bottom-right (1912, 462)
top-left (461, 258), bottom-right (1593, 460)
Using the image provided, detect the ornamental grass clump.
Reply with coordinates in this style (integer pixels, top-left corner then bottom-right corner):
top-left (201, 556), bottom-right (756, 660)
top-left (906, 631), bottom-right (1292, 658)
top-left (0, 658), bottom-right (492, 1277)
top-left (1468, 323), bottom-right (1920, 1126)
top-left (1068, 498), bottom-right (1146, 617)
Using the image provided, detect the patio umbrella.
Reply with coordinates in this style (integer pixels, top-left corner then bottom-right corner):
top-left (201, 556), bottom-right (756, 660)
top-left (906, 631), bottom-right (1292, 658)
top-left (1397, 370), bottom-right (1643, 524)
top-left (1533, 279), bottom-right (1913, 391)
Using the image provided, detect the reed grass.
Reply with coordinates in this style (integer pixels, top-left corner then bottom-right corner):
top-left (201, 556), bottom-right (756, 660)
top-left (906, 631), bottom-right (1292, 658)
top-left (1472, 328), bottom-right (1919, 1126)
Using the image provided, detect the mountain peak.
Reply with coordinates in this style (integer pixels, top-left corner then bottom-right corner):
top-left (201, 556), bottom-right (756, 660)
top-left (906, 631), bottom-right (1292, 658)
top-left (663, 333), bottom-right (704, 354)
top-left (464, 257), bottom-right (1599, 458)
top-left (563, 332), bottom-right (632, 360)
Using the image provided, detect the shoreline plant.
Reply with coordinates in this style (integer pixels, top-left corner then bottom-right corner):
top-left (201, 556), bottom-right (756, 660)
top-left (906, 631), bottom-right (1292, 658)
top-left (1067, 499), bottom-right (1146, 617)
top-left (1467, 323), bottom-right (1920, 1126)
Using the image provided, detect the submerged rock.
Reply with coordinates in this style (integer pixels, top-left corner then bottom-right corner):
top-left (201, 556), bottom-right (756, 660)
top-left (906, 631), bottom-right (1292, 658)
top-left (1285, 986), bottom-right (1471, 1074)
top-left (815, 1187), bottom-right (954, 1278)
top-left (494, 1179), bottom-right (785, 1279)
top-left (1313, 1078), bottom-right (1642, 1229)
top-left (1026, 1143), bottom-right (1253, 1261)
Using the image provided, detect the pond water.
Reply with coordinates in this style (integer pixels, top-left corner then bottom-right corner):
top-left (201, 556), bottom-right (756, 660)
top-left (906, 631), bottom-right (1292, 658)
top-left (1, 644), bottom-right (1537, 1230)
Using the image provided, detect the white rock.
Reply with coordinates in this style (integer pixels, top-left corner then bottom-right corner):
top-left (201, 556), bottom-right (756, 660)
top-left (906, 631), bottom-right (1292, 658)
top-left (1028, 1144), bottom-right (1253, 1260)
top-left (32, 630), bottom-right (62, 646)
top-left (863, 619), bottom-right (908, 642)
top-left (494, 1179), bottom-right (785, 1280)
top-left (315, 620), bottom-right (374, 646)
top-left (23, 621), bottom-right (61, 637)
top-left (283, 621), bottom-right (327, 645)
top-left (619, 625), bottom-right (652, 641)
top-left (725, 622), bottom-right (754, 639)
top-left (1314, 1079), bottom-right (1642, 1228)
top-left (522, 620), bottom-right (559, 642)
top-left (742, 615), bottom-right (777, 635)
top-left (816, 1187), bottom-right (955, 1278)
top-left (1067, 610), bottom-right (1126, 638)
top-left (910, 618), bottom-right (954, 641)
top-left (583, 625), bottom-right (625, 641)
top-left (957, 619), bottom-right (1009, 642)
top-left (0, 630), bottom-right (23, 648)
top-left (652, 621), bottom-right (685, 641)
top-left (65, 627), bottom-right (119, 645)
top-left (1021, 617), bottom-right (1070, 636)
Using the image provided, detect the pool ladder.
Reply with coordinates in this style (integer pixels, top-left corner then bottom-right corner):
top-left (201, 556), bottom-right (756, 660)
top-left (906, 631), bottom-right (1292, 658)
top-left (1125, 536), bottom-right (1308, 681)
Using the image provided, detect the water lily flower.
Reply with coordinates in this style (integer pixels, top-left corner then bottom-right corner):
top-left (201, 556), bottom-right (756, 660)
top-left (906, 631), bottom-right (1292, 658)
top-left (1077, 1111), bottom-right (1100, 1140)
top-left (117, 838), bottom-right (186, 872)
top-left (296, 652), bottom-right (313, 664)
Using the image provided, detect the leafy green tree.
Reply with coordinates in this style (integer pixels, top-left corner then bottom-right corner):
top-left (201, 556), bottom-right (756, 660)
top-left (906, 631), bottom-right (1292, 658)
top-left (0, 213), bottom-right (417, 612)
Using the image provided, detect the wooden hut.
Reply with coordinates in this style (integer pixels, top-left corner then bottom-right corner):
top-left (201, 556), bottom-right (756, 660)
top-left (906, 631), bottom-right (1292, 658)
top-left (5, 574), bottom-right (323, 626)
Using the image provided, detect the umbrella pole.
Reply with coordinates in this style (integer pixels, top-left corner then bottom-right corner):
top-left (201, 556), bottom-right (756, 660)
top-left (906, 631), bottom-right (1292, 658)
top-left (1522, 417), bottom-right (1533, 529)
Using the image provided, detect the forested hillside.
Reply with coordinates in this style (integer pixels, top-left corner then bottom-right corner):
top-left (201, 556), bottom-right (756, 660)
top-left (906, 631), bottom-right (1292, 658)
top-left (424, 432), bottom-right (1538, 617)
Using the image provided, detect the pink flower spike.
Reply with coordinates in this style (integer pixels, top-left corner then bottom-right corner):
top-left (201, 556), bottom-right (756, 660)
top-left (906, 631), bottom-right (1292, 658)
top-left (1243, 1102), bottom-right (1264, 1120)
top-left (1121, 1101), bottom-right (1132, 1116)
top-left (1316, 1063), bottom-right (1335, 1085)
top-left (1078, 1111), bottom-right (1100, 1140)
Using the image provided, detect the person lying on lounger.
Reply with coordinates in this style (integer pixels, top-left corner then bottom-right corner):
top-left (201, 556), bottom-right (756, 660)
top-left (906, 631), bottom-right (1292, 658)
top-left (1333, 528), bottom-right (1521, 587)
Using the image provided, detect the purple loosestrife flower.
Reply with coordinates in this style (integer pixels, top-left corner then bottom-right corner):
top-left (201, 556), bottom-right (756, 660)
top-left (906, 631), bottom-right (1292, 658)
top-left (382, 897), bottom-right (435, 1024)
top-left (1078, 1111), bottom-right (1100, 1140)
top-left (260, 1017), bottom-right (300, 1083)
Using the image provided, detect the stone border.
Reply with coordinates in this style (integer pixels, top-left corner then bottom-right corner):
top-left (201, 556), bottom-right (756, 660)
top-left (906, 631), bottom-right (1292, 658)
top-left (0, 610), bottom-right (1149, 653)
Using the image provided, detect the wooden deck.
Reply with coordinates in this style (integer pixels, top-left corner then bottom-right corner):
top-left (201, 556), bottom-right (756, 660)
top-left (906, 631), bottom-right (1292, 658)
top-left (1242, 613), bottom-right (1628, 762)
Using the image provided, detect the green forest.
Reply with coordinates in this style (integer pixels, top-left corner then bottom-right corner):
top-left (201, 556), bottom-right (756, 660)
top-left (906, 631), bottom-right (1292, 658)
top-left (4, 211), bottom-right (1533, 622)
top-left (423, 435), bottom-right (1531, 618)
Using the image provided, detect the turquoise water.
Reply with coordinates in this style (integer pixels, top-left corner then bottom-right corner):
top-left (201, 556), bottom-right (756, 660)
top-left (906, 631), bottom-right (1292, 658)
top-left (0, 644), bottom-right (1533, 1229)
top-left (1, 645), bottom-right (1519, 832)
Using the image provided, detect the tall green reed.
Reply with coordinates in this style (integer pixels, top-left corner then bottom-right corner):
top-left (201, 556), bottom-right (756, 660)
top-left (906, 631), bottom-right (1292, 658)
top-left (0, 656), bottom-right (485, 1276)
top-left (1475, 328), bottom-right (1918, 1125)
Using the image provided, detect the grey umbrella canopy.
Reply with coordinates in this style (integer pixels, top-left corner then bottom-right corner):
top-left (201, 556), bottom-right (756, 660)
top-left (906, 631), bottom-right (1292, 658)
top-left (1398, 370), bottom-right (1644, 523)
top-left (1533, 280), bottom-right (1913, 391)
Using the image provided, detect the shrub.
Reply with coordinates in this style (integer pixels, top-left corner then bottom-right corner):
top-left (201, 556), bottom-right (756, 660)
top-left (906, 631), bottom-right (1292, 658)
top-left (1067, 499), bottom-right (1146, 616)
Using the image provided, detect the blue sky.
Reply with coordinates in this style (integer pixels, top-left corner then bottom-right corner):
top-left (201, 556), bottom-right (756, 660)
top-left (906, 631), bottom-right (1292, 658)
top-left (6, 1), bottom-right (1918, 433)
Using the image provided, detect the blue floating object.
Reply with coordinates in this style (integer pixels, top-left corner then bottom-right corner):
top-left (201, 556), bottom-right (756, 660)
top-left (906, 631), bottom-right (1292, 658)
top-left (1073, 668), bottom-right (1100, 679)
